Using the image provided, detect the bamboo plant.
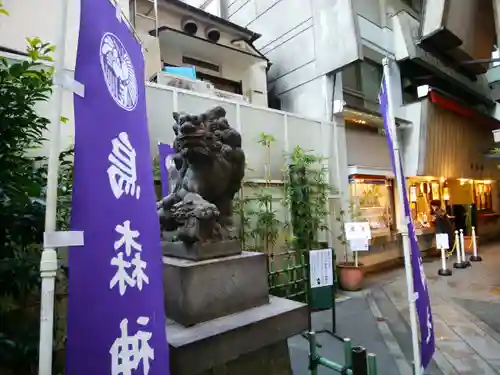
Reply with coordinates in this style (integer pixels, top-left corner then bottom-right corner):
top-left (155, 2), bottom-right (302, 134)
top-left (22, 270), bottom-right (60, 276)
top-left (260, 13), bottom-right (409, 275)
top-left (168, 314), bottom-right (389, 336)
top-left (233, 133), bottom-right (283, 253)
top-left (285, 146), bottom-right (331, 251)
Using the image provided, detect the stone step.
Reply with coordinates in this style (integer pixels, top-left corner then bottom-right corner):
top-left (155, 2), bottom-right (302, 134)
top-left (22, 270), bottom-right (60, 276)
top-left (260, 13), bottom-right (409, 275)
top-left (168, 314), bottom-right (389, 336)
top-left (167, 296), bottom-right (308, 375)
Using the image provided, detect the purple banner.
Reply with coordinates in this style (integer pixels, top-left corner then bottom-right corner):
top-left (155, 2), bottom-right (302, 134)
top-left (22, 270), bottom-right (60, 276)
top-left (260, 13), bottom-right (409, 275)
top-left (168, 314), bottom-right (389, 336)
top-left (158, 143), bottom-right (176, 197)
top-left (379, 76), bottom-right (435, 370)
top-left (66, 1), bottom-right (169, 374)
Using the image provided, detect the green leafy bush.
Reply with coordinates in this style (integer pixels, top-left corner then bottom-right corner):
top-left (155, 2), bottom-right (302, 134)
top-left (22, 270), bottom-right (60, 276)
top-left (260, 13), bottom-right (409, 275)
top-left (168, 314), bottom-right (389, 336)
top-left (0, 37), bottom-right (73, 375)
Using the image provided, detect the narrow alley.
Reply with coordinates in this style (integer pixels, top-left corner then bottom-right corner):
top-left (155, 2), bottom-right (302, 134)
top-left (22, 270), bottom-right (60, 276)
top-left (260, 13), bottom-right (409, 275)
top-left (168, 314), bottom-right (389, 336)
top-left (290, 244), bottom-right (500, 375)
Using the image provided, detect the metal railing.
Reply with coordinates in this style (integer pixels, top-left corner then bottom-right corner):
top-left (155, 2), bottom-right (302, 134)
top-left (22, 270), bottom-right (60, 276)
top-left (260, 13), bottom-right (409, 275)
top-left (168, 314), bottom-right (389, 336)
top-left (308, 332), bottom-right (378, 375)
top-left (267, 249), bottom-right (309, 303)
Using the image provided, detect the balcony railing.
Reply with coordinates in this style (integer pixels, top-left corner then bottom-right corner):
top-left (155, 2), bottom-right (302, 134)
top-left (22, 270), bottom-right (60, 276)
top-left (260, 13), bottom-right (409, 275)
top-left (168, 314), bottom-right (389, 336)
top-left (154, 71), bottom-right (249, 104)
top-left (145, 81), bottom-right (338, 183)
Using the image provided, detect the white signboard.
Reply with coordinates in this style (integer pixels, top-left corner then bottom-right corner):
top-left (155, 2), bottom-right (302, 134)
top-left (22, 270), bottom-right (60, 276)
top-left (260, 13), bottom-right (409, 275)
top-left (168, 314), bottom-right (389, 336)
top-left (349, 238), bottom-right (370, 252)
top-left (435, 233), bottom-right (450, 250)
top-left (344, 222), bottom-right (372, 240)
top-left (309, 249), bottom-right (334, 289)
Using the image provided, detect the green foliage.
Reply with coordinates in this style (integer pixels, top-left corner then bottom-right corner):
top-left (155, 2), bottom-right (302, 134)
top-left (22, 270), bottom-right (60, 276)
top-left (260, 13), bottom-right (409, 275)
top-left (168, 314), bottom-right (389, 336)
top-left (335, 200), bottom-right (363, 264)
top-left (233, 133), bottom-right (283, 253)
top-left (0, 35), bottom-right (73, 375)
top-left (152, 154), bottom-right (161, 181)
top-left (0, 1), bottom-right (8, 15)
top-left (286, 146), bottom-right (331, 250)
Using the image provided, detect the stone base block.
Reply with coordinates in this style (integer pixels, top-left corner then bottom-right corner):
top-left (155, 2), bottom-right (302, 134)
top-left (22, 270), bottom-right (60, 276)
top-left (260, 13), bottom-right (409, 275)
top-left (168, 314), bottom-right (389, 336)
top-left (167, 296), bottom-right (308, 375)
top-left (162, 240), bottom-right (242, 261)
top-left (198, 340), bottom-right (292, 375)
top-left (163, 252), bottom-right (269, 326)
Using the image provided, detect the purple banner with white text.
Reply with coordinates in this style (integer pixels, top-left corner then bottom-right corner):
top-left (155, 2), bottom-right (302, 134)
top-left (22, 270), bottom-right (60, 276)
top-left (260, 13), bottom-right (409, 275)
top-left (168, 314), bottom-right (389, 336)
top-left (66, 1), bottom-right (169, 374)
top-left (379, 75), bottom-right (435, 371)
top-left (158, 143), bottom-right (176, 197)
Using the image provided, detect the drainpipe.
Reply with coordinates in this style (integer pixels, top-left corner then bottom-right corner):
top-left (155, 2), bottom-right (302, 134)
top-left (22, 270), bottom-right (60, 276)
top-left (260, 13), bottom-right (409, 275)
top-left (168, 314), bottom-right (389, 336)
top-left (220, 0), bottom-right (229, 19)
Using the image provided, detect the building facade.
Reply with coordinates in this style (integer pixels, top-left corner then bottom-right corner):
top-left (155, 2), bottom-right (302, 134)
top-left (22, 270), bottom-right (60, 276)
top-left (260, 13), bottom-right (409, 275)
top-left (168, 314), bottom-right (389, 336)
top-left (200, 0), bottom-right (500, 268)
top-left (0, 0), bottom-right (347, 254)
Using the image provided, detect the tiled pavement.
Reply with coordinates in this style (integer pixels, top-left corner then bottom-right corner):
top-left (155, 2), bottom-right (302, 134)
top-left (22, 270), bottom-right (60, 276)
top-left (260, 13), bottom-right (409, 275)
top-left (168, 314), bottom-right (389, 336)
top-left (289, 243), bottom-right (500, 374)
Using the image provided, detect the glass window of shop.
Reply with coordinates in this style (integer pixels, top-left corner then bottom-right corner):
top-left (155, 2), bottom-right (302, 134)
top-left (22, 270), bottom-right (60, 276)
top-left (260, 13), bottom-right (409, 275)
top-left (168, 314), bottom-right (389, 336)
top-left (407, 177), bottom-right (495, 229)
top-left (348, 175), bottom-right (395, 237)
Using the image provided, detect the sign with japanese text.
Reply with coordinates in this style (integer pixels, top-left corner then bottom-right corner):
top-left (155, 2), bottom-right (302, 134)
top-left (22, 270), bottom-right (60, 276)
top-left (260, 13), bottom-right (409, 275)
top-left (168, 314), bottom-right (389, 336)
top-left (66, 1), bottom-right (170, 374)
top-left (309, 249), bottom-right (334, 289)
top-left (344, 222), bottom-right (372, 240)
top-left (158, 143), bottom-right (176, 197)
top-left (380, 74), bottom-right (435, 371)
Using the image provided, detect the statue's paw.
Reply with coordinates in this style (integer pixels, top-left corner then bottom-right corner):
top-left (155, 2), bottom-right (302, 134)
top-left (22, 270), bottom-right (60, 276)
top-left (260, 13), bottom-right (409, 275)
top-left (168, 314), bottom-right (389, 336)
top-left (194, 203), bottom-right (219, 220)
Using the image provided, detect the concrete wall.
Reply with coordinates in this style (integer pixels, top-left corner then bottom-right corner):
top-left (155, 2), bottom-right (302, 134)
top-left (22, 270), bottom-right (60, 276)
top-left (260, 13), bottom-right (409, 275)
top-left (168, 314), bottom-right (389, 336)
top-left (222, 0), bottom-right (421, 119)
top-left (226, 0), bottom-right (362, 120)
top-left (0, 0), bottom-right (269, 107)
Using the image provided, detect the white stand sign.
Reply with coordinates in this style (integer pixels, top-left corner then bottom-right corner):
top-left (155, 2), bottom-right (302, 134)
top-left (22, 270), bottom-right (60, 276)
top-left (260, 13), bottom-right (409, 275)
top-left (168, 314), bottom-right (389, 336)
top-left (344, 222), bottom-right (372, 240)
top-left (349, 238), bottom-right (370, 251)
top-left (435, 233), bottom-right (449, 250)
top-left (345, 222), bottom-right (371, 252)
top-left (309, 248), bottom-right (333, 289)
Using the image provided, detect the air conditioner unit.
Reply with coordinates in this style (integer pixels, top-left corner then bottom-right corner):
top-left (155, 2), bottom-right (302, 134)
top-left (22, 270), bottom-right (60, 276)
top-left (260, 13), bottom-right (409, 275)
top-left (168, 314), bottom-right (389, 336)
top-left (213, 88), bottom-right (249, 103)
top-left (156, 71), bottom-right (213, 93)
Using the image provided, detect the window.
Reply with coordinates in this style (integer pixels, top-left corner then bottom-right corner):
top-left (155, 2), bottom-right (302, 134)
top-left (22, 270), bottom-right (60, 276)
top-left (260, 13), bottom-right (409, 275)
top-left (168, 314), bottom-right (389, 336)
top-left (342, 60), bottom-right (383, 104)
top-left (473, 181), bottom-right (493, 211)
top-left (182, 56), bottom-right (220, 73)
top-left (401, 0), bottom-right (422, 13)
top-left (349, 176), bottom-right (395, 237)
top-left (197, 72), bottom-right (242, 94)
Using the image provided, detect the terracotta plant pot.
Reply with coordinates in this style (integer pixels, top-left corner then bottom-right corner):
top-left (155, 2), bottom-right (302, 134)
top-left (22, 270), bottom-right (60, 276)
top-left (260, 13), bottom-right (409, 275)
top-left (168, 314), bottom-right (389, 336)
top-left (337, 262), bottom-right (364, 291)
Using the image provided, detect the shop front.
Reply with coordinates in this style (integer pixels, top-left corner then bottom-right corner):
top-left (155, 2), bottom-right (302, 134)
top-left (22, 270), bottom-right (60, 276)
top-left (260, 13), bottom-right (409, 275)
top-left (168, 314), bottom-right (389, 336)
top-left (402, 90), bottom-right (500, 245)
top-left (344, 108), bottom-right (433, 270)
top-left (344, 91), bottom-right (500, 270)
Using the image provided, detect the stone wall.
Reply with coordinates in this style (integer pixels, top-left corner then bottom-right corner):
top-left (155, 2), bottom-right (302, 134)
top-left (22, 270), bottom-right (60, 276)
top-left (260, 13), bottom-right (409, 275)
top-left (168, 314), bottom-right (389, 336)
top-left (199, 340), bottom-right (292, 375)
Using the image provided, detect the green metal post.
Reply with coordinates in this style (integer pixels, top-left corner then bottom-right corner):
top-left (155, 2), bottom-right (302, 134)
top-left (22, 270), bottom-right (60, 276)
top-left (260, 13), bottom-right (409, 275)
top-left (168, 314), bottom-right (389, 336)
top-left (309, 332), bottom-right (318, 375)
top-left (367, 353), bottom-right (377, 375)
top-left (344, 338), bottom-right (353, 368)
top-left (317, 357), bottom-right (353, 374)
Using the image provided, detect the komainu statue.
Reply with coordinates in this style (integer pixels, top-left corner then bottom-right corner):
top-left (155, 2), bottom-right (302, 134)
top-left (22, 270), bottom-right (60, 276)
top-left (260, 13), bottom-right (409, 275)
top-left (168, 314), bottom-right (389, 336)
top-left (157, 106), bottom-right (245, 245)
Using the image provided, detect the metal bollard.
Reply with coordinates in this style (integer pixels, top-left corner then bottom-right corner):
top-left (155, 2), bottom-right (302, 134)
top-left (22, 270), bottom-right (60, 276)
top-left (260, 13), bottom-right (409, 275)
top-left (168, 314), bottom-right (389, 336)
top-left (343, 338), bottom-right (353, 369)
top-left (460, 229), bottom-right (471, 268)
top-left (470, 226), bottom-right (482, 262)
top-left (308, 331), bottom-right (318, 375)
top-left (367, 353), bottom-right (377, 375)
top-left (351, 346), bottom-right (368, 375)
top-left (437, 246), bottom-right (452, 276)
top-left (453, 230), bottom-right (466, 269)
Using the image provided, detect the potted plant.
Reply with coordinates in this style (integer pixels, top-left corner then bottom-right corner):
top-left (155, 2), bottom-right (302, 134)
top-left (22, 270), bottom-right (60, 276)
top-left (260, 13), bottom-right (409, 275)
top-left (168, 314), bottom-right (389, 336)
top-left (335, 204), bottom-right (365, 291)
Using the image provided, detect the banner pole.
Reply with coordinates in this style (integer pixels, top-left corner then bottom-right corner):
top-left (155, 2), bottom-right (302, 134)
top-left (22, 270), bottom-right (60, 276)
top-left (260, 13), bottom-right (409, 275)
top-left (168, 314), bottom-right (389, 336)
top-left (382, 58), bottom-right (421, 374)
top-left (39, 0), bottom-right (69, 374)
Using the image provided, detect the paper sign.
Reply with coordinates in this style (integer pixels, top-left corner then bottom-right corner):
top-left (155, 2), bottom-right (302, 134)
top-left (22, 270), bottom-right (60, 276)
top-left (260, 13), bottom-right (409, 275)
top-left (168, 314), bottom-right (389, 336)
top-left (309, 249), bottom-right (333, 289)
top-left (435, 233), bottom-right (450, 249)
top-left (349, 238), bottom-right (370, 251)
top-left (344, 222), bottom-right (372, 240)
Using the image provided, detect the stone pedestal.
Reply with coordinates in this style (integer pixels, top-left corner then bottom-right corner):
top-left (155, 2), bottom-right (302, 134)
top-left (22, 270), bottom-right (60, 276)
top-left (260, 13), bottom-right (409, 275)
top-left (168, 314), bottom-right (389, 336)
top-left (163, 252), bottom-right (269, 326)
top-left (163, 248), bottom-right (308, 375)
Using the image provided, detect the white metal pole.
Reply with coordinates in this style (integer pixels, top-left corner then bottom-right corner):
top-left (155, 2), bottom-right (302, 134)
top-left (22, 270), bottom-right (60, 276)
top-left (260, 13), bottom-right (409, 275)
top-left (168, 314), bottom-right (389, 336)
top-left (38, 0), bottom-right (69, 374)
top-left (455, 230), bottom-right (462, 264)
top-left (382, 58), bottom-right (421, 374)
top-left (440, 247), bottom-right (447, 270)
top-left (472, 226), bottom-right (478, 257)
top-left (459, 229), bottom-right (466, 265)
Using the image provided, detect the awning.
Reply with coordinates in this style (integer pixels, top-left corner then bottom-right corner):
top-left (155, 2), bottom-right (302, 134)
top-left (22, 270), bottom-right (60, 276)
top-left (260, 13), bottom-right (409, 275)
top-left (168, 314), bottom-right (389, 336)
top-left (154, 26), bottom-right (266, 69)
top-left (428, 90), bottom-right (500, 129)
